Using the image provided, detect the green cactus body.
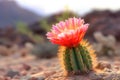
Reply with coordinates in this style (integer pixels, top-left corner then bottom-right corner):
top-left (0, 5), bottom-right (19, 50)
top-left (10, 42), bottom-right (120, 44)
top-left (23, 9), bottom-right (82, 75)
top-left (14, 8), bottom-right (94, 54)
top-left (58, 40), bottom-right (96, 75)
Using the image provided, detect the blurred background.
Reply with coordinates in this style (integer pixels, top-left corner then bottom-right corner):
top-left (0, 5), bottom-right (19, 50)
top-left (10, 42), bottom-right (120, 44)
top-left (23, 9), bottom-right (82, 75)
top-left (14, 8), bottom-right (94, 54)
top-left (0, 0), bottom-right (120, 79)
top-left (0, 0), bottom-right (120, 58)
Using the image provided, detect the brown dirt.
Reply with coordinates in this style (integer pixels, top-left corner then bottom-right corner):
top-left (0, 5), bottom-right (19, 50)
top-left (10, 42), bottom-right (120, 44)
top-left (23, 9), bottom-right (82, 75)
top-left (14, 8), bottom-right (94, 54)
top-left (0, 54), bottom-right (120, 80)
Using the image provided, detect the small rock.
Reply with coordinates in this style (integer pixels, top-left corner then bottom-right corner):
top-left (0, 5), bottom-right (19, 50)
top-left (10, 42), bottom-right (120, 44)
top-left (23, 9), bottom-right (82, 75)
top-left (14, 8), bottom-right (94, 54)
top-left (20, 75), bottom-right (31, 80)
top-left (31, 72), bottom-right (45, 78)
top-left (96, 62), bottom-right (111, 70)
top-left (89, 73), bottom-right (103, 80)
top-left (4, 77), bottom-right (11, 80)
top-left (29, 77), bottom-right (38, 80)
top-left (6, 70), bottom-right (20, 78)
top-left (103, 74), bottom-right (120, 80)
top-left (25, 75), bottom-right (45, 80)
top-left (30, 67), bottom-right (40, 74)
top-left (99, 73), bottom-right (107, 78)
top-left (104, 68), bottom-right (112, 72)
top-left (114, 66), bottom-right (119, 70)
top-left (37, 76), bottom-right (45, 80)
top-left (0, 46), bottom-right (9, 56)
top-left (20, 48), bottom-right (28, 57)
top-left (20, 70), bottom-right (27, 76)
top-left (22, 63), bottom-right (31, 71)
top-left (44, 71), bottom-right (56, 77)
top-left (25, 42), bottom-right (34, 50)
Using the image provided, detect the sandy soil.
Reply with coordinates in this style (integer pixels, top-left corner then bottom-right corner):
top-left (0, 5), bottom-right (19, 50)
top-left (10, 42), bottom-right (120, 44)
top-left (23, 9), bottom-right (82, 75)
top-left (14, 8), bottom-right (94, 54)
top-left (0, 54), bottom-right (120, 80)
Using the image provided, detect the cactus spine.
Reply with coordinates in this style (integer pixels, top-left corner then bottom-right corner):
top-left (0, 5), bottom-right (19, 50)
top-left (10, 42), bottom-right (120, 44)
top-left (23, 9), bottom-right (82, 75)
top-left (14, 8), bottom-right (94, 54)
top-left (58, 40), bottom-right (96, 76)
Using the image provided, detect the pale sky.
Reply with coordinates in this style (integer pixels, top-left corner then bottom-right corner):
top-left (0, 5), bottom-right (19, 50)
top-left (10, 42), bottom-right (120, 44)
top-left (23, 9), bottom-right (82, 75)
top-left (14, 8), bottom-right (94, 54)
top-left (15, 0), bottom-right (120, 16)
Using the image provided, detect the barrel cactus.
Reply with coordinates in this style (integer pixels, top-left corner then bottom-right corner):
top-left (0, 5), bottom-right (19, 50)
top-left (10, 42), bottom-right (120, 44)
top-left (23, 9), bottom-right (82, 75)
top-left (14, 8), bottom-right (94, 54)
top-left (58, 40), bottom-right (96, 75)
top-left (46, 17), bottom-right (97, 76)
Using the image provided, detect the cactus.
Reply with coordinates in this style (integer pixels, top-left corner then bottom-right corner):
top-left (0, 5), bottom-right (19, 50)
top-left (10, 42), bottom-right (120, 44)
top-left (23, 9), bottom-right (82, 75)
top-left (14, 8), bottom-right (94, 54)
top-left (46, 18), bottom-right (97, 76)
top-left (58, 40), bottom-right (96, 75)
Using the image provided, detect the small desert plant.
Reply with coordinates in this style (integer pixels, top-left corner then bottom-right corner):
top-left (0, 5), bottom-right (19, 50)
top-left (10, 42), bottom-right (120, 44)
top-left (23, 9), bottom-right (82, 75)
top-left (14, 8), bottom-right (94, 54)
top-left (16, 22), bottom-right (57, 59)
top-left (39, 19), bottom-right (51, 32)
top-left (16, 22), bottom-right (43, 43)
top-left (93, 32), bottom-right (117, 56)
top-left (31, 42), bottom-right (58, 58)
top-left (46, 17), bottom-right (97, 76)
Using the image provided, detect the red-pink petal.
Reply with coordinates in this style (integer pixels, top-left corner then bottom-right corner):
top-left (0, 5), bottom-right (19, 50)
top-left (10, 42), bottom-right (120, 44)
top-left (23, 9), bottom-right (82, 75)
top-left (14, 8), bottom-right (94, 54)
top-left (46, 17), bottom-right (89, 47)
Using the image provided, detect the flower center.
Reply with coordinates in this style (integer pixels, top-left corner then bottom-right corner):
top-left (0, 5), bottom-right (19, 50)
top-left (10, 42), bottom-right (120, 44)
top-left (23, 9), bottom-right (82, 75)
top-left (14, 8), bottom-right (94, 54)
top-left (58, 30), bottom-right (74, 38)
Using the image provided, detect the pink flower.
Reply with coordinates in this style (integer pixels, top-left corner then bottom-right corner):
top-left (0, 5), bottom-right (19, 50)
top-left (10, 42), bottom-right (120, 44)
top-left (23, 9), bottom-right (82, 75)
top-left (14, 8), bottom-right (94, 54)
top-left (46, 17), bottom-right (89, 47)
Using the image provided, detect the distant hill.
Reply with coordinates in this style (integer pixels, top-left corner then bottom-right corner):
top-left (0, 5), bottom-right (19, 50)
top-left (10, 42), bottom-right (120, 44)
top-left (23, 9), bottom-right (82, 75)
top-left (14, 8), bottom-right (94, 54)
top-left (83, 10), bottom-right (120, 41)
top-left (0, 0), bottom-right (42, 27)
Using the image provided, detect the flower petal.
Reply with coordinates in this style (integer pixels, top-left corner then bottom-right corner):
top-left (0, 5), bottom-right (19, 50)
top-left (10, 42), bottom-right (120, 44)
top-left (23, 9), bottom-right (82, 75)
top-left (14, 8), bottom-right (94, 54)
top-left (46, 17), bottom-right (89, 47)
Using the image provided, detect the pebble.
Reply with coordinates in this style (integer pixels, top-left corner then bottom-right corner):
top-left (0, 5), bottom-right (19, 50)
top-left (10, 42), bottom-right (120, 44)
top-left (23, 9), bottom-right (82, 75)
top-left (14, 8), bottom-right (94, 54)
top-left (103, 73), bottom-right (120, 80)
top-left (20, 70), bottom-right (27, 76)
top-left (89, 73), bottom-right (103, 80)
top-left (37, 76), bottom-right (45, 80)
top-left (96, 62), bottom-right (111, 70)
top-left (114, 66), bottom-right (119, 70)
top-left (22, 63), bottom-right (31, 71)
top-left (21, 75), bottom-right (45, 80)
top-left (6, 70), bottom-right (20, 78)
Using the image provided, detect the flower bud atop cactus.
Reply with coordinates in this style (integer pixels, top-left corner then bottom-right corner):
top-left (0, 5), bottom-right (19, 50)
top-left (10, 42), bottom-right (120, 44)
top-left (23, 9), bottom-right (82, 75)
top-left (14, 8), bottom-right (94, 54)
top-left (46, 17), bottom-right (97, 76)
